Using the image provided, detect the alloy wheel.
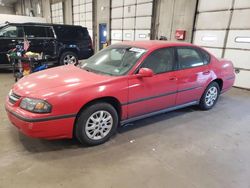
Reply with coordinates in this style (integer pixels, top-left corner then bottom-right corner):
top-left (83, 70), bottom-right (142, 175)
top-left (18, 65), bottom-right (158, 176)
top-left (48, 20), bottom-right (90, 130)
top-left (85, 110), bottom-right (113, 140)
top-left (63, 55), bottom-right (77, 65)
top-left (205, 86), bottom-right (218, 107)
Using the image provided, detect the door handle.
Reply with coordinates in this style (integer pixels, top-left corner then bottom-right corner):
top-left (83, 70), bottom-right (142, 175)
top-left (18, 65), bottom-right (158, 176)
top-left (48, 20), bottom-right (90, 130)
top-left (202, 70), bottom-right (210, 75)
top-left (169, 77), bottom-right (177, 81)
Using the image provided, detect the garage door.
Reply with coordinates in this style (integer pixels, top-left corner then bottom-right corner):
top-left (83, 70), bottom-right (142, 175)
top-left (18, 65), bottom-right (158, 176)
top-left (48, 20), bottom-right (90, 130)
top-left (72, 0), bottom-right (93, 39)
top-left (111, 0), bottom-right (153, 44)
top-left (51, 2), bottom-right (64, 24)
top-left (193, 0), bottom-right (250, 89)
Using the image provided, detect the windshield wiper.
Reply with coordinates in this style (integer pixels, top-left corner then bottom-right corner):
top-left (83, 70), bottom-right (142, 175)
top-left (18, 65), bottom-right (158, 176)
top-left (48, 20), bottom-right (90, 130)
top-left (83, 67), bottom-right (95, 73)
top-left (83, 66), bottom-right (115, 76)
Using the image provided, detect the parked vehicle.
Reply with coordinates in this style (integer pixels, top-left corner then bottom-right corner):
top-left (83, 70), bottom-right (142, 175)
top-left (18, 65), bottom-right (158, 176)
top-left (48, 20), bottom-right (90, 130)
top-left (5, 41), bottom-right (235, 145)
top-left (0, 22), bottom-right (94, 68)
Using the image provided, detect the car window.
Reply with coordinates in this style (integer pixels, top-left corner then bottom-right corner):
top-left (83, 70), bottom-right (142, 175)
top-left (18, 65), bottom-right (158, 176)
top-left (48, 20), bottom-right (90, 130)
top-left (24, 26), bottom-right (54, 38)
top-left (0, 26), bottom-right (23, 38)
top-left (54, 26), bottom-right (89, 41)
top-left (45, 27), bottom-right (54, 38)
top-left (140, 48), bottom-right (175, 74)
top-left (199, 49), bottom-right (210, 65)
top-left (177, 48), bottom-right (205, 69)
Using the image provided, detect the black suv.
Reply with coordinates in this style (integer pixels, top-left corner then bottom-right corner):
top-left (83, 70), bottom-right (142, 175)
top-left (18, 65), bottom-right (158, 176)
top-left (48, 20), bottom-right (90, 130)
top-left (0, 22), bottom-right (94, 68)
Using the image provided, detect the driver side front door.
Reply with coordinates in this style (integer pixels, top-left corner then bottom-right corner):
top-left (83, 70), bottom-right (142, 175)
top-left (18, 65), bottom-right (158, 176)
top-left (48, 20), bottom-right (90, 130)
top-left (127, 47), bottom-right (178, 119)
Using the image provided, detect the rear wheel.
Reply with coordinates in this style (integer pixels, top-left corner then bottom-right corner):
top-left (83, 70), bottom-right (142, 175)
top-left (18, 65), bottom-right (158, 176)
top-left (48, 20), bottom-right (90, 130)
top-left (59, 51), bottom-right (78, 65)
top-left (199, 82), bottom-right (220, 110)
top-left (75, 102), bottom-right (118, 146)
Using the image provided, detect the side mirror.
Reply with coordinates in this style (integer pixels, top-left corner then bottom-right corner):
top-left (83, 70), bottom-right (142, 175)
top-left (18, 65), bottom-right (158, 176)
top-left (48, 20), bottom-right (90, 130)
top-left (137, 68), bottom-right (154, 78)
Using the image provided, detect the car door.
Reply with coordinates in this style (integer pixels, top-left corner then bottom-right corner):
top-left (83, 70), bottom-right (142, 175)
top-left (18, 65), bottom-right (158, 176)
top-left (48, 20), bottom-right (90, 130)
top-left (42, 26), bottom-right (57, 58)
top-left (175, 47), bottom-right (212, 105)
top-left (23, 25), bottom-right (52, 54)
top-left (128, 47), bottom-right (178, 118)
top-left (0, 25), bottom-right (24, 65)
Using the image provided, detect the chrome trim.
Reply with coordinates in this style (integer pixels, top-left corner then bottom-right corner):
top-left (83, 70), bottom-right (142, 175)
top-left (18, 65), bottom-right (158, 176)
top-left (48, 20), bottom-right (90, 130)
top-left (122, 86), bottom-right (202, 105)
top-left (5, 107), bottom-right (76, 122)
top-left (8, 91), bottom-right (21, 104)
top-left (121, 101), bottom-right (199, 125)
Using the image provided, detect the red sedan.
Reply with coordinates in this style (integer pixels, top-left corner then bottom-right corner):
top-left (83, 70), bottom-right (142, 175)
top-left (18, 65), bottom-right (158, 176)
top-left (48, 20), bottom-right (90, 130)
top-left (5, 41), bottom-right (235, 145)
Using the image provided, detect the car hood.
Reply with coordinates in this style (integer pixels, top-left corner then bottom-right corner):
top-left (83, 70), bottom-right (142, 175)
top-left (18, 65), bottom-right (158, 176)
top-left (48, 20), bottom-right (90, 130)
top-left (13, 65), bottom-right (114, 97)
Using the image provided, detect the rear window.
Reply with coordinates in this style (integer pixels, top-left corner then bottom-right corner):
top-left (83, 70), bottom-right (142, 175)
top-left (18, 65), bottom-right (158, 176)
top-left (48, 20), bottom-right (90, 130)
top-left (24, 26), bottom-right (54, 38)
top-left (177, 48), bottom-right (205, 69)
top-left (54, 26), bottom-right (89, 41)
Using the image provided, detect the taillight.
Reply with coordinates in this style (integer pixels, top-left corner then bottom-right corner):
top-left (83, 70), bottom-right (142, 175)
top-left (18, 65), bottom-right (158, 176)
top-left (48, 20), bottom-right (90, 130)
top-left (88, 35), bottom-right (93, 49)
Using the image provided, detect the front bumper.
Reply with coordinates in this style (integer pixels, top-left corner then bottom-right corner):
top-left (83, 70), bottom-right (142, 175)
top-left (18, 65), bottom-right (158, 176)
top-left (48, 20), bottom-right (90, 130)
top-left (5, 99), bottom-right (75, 140)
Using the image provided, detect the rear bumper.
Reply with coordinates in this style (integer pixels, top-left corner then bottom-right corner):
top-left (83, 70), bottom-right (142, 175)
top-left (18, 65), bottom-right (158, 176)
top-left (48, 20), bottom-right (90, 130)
top-left (221, 75), bottom-right (235, 93)
top-left (5, 102), bottom-right (75, 140)
top-left (78, 49), bottom-right (94, 60)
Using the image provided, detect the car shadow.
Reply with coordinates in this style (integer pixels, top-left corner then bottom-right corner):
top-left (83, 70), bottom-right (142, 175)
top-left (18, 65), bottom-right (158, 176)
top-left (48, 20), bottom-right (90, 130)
top-left (0, 69), bottom-right (13, 73)
top-left (18, 105), bottom-right (201, 154)
top-left (117, 105), bottom-right (200, 134)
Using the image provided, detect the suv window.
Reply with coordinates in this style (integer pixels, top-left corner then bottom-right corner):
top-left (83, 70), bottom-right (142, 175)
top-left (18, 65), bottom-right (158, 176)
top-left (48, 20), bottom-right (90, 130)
top-left (24, 26), bottom-right (54, 38)
top-left (177, 48), bottom-right (204, 69)
top-left (141, 48), bottom-right (175, 74)
top-left (0, 26), bottom-right (23, 38)
top-left (54, 26), bottom-right (89, 41)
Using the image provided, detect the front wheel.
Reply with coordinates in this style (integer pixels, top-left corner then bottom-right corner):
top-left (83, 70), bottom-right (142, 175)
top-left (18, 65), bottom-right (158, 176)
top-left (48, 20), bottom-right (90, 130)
top-left (199, 82), bottom-right (220, 110)
top-left (75, 102), bottom-right (118, 146)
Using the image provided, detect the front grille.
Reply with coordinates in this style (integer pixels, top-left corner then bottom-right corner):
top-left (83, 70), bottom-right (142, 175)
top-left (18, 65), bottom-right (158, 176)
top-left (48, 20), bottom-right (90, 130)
top-left (9, 92), bottom-right (21, 104)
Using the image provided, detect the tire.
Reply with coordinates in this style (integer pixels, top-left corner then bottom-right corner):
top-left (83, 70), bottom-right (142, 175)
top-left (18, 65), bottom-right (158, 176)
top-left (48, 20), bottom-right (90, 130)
top-left (59, 51), bottom-right (78, 65)
top-left (75, 102), bottom-right (118, 146)
top-left (199, 82), bottom-right (220, 110)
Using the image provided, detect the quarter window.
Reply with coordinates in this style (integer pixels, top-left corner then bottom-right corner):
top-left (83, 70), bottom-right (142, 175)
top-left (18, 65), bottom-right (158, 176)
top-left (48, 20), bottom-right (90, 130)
top-left (177, 48), bottom-right (204, 69)
top-left (199, 49), bottom-right (210, 65)
top-left (141, 48), bottom-right (175, 74)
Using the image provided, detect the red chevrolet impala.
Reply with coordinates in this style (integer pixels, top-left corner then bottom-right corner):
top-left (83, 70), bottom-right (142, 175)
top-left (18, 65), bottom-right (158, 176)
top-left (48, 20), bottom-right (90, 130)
top-left (5, 41), bottom-right (235, 145)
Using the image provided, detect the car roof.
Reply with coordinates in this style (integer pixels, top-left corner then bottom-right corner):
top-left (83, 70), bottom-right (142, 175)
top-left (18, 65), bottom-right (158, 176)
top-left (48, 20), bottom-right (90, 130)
top-left (5, 22), bottom-right (87, 29)
top-left (116, 40), bottom-right (198, 51)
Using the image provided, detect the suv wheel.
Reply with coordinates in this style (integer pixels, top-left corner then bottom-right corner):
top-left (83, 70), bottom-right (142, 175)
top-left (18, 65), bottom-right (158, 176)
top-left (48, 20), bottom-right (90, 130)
top-left (199, 82), bottom-right (220, 110)
top-left (60, 51), bottom-right (78, 65)
top-left (75, 102), bottom-right (118, 146)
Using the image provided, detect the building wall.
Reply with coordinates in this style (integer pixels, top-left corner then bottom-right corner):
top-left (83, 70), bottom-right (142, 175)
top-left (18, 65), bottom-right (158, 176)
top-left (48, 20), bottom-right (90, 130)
top-left (63, 0), bottom-right (73, 24)
top-left (13, 0), bottom-right (72, 24)
top-left (0, 5), bottom-right (15, 14)
top-left (95, 0), bottom-right (110, 51)
top-left (14, 0), bottom-right (43, 17)
top-left (42, 0), bottom-right (52, 23)
top-left (15, 0), bottom-right (197, 47)
top-left (50, 0), bottom-right (73, 24)
top-left (193, 0), bottom-right (250, 89)
top-left (154, 0), bottom-right (197, 42)
top-left (110, 0), bottom-right (153, 44)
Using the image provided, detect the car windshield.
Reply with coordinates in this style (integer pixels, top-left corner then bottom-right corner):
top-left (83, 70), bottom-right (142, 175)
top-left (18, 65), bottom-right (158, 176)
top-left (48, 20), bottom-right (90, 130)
top-left (79, 46), bottom-right (146, 76)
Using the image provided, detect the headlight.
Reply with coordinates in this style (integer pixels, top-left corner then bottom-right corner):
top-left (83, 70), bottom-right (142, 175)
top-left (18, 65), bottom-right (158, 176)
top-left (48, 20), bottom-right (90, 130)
top-left (20, 98), bottom-right (52, 113)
